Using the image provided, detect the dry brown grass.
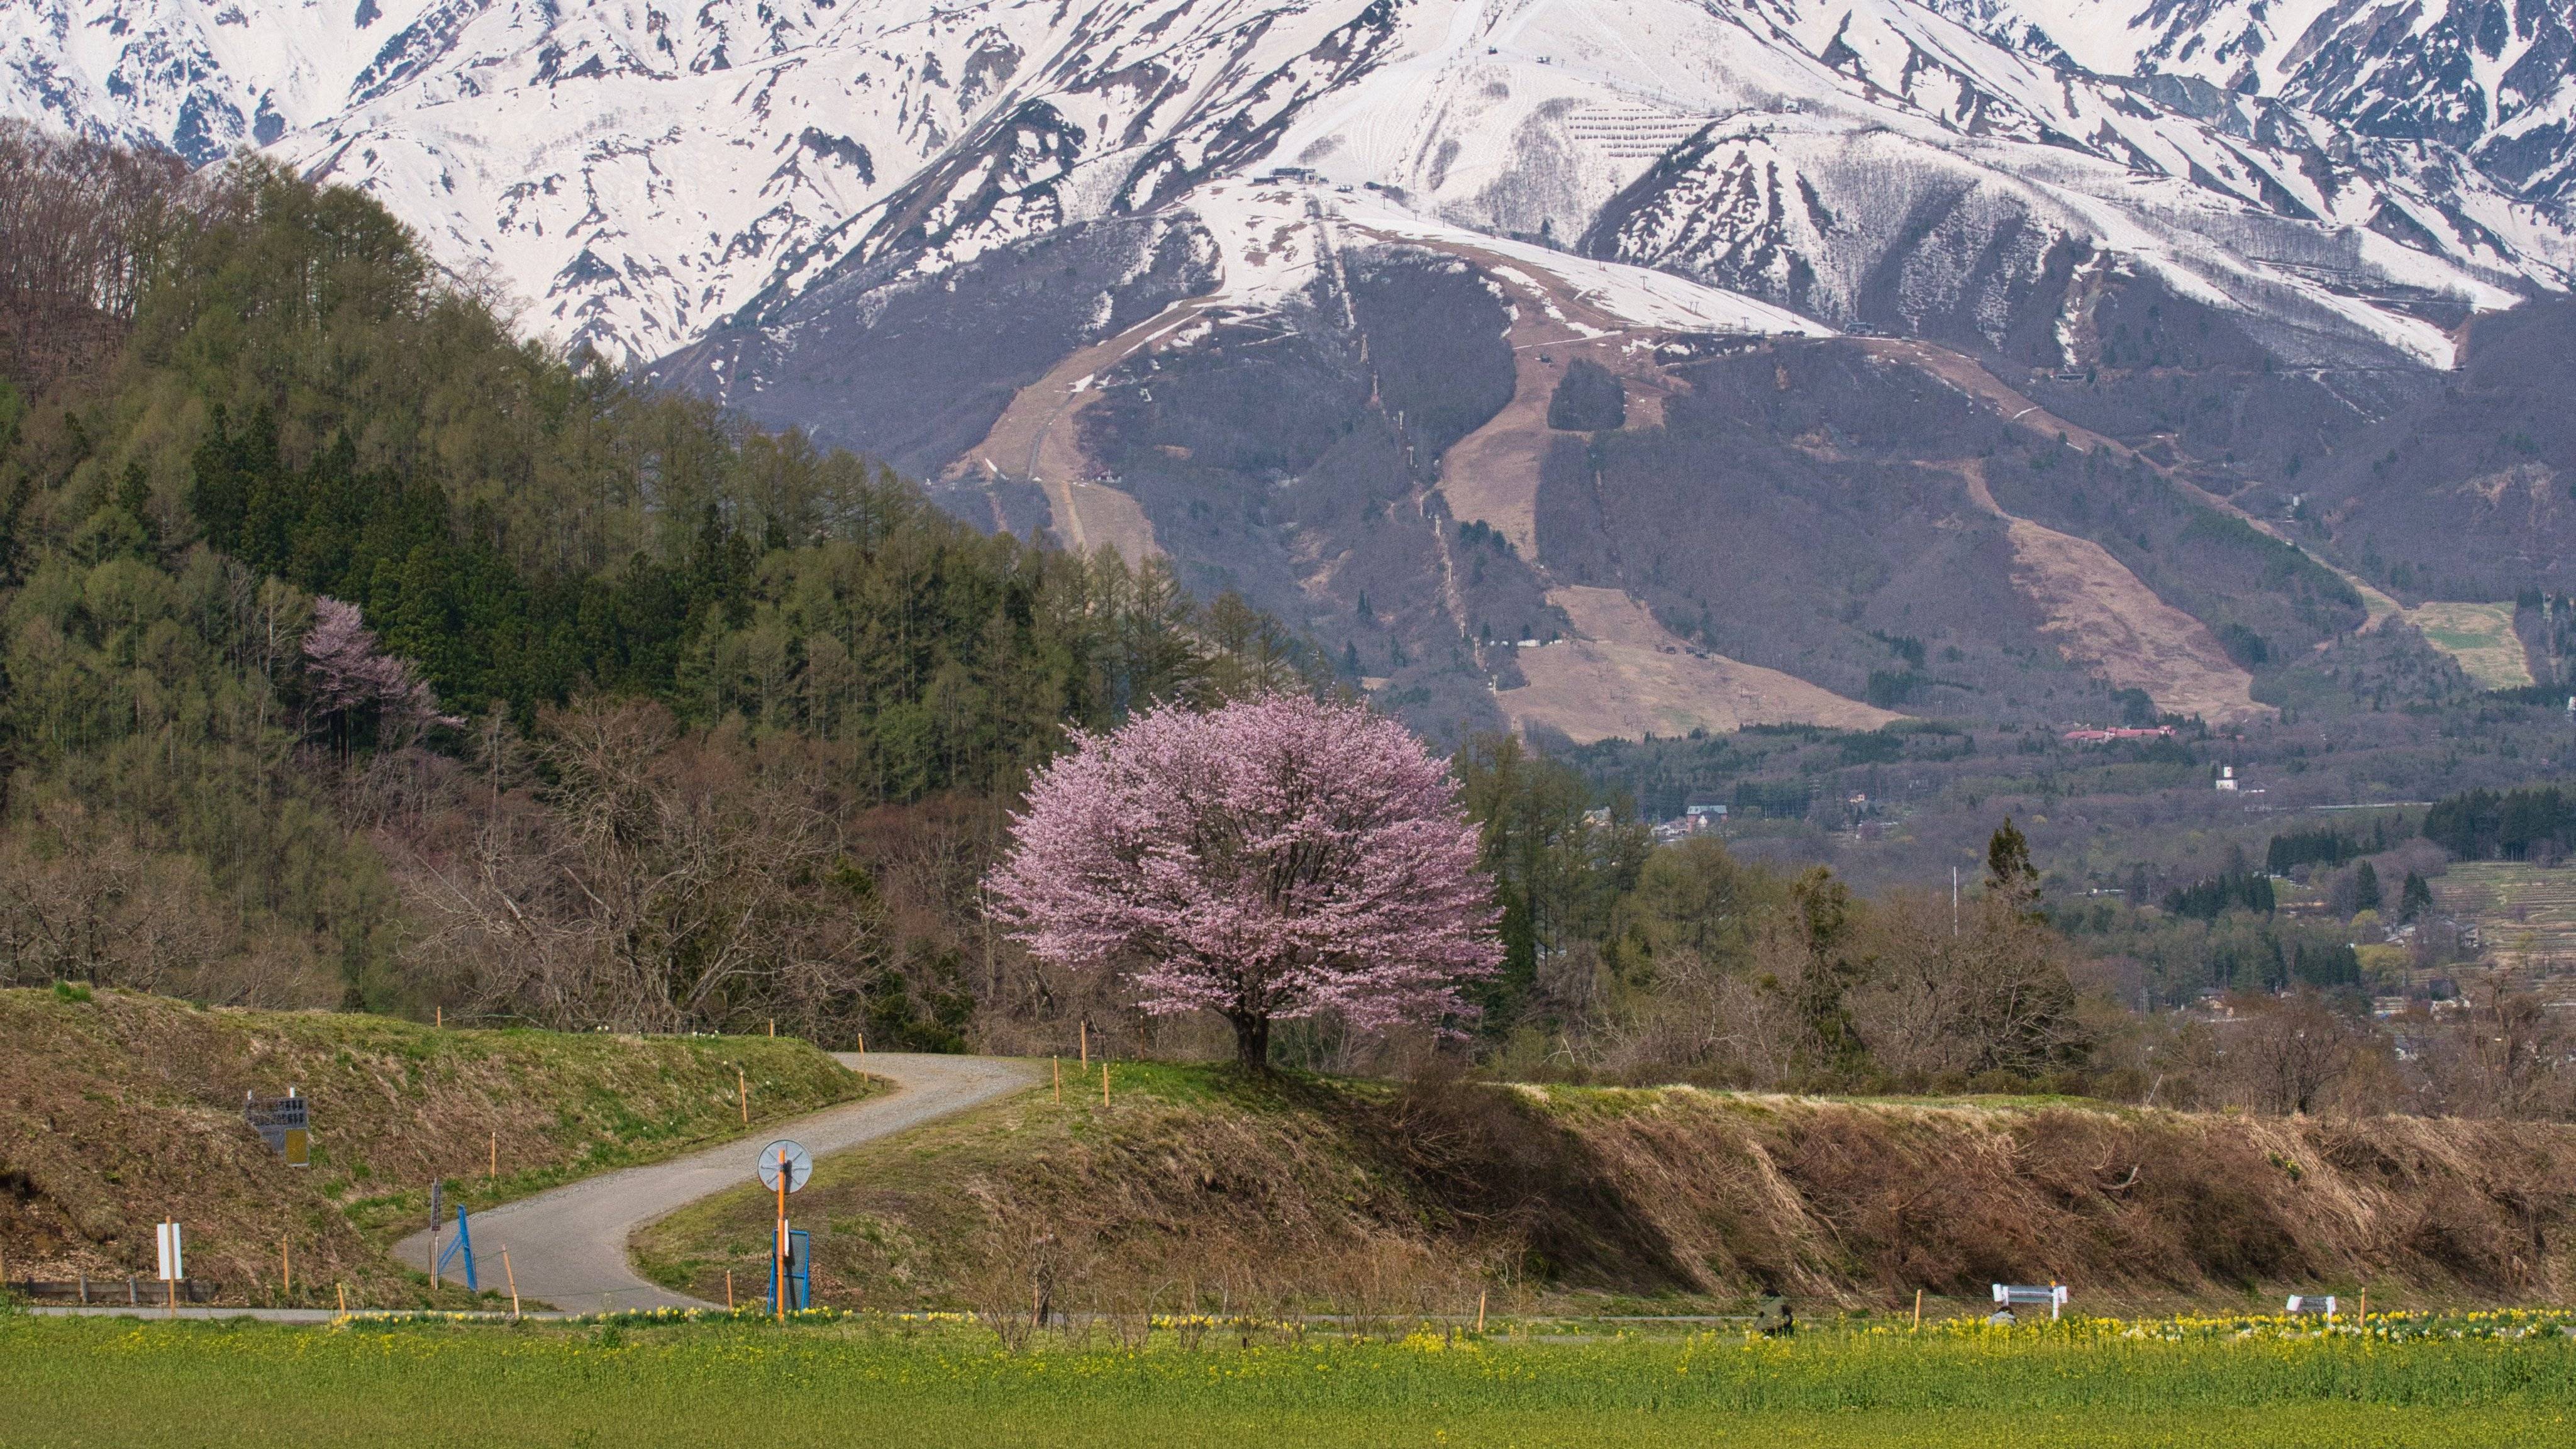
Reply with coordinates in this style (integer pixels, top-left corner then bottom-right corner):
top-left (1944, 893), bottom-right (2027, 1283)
top-left (1951, 460), bottom-right (2265, 724)
top-left (638, 1064), bottom-right (2576, 1322)
top-left (950, 303), bottom-right (1198, 567)
top-left (0, 988), bottom-right (867, 1306)
top-left (1502, 587), bottom-right (1901, 742)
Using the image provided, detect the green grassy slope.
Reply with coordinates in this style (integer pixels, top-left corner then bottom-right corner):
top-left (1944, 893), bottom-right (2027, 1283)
top-left (0, 989), bottom-right (874, 1306)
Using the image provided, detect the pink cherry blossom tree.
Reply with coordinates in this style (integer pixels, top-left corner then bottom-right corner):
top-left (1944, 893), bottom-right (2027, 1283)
top-left (301, 596), bottom-right (461, 752)
top-left (985, 692), bottom-right (1500, 1071)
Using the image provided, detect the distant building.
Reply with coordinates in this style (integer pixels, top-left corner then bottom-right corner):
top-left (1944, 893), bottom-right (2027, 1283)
top-left (2062, 724), bottom-right (2176, 743)
top-left (2216, 766), bottom-right (2240, 792)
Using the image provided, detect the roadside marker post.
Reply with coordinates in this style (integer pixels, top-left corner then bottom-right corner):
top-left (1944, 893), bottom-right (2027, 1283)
top-left (502, 1247), bottom-right (520, 1319)
top-left (738, 1067), bottom-right (749, 1125)
top-left (1053, 1057), bottom-right (1062, 1104)
top-left (155, 1221), bottom-right (183, 1316)
top-left (434, 1205), bottom-right (479, 1292)
top-left (756, 1140), bottom-right (813, 1323)
top-left (428, 1180), bottom-right (444, 1287)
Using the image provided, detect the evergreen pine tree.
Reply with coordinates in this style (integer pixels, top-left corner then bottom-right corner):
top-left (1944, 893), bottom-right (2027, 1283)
top-left (1986, 818), bottom-right (2043, 919)
top-left (2400, 870), bottom-right (2434, 923)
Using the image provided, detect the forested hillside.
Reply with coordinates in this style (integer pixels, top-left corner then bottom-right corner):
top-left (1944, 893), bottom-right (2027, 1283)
top-left (0, 126), bottom-right (1310, 1040)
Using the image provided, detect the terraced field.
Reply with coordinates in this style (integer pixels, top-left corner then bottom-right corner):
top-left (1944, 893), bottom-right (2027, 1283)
top-left (2432, 863), bottom-right (2576, 969)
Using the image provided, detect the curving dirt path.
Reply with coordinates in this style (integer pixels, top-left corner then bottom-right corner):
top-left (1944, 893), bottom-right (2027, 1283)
top-left (391, 1053), bottom-right (1036, 1313)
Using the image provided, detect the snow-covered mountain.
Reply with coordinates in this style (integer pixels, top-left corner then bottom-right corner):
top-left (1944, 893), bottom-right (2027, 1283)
top-left (1955, 0), bottom-right (2576, 214)
top-left (8, 0), bottom-right (2568, 364)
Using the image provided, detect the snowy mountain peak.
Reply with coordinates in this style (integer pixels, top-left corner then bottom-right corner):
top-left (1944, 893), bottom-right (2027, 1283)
top-left (6, 0), bottom-right (2572, 364)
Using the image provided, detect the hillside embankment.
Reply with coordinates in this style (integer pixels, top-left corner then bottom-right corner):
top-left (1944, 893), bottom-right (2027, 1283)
top-left (636, 1064), bottom-right (2576, 1318)
top-left (0, 989), bottom-right (871, 1304)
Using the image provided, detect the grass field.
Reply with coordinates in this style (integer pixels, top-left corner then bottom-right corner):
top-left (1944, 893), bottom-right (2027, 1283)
top-left (5, 1309), bottom-right (2571, 1448)
top-left (2404, 601), bottom-right (2533, 691)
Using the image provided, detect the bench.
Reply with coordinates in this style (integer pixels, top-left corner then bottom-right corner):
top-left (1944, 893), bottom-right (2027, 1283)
top-left (1990, 1283), bottom-right (2068, 1321)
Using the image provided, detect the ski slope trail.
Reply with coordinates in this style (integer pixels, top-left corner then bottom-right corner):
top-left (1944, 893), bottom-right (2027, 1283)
top-left (391, 1053), bottom-right (1036, 1313)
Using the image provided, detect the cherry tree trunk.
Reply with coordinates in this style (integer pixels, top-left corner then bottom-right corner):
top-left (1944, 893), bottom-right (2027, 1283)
top-left (1231, 1012), bottom-right (1272, 1073)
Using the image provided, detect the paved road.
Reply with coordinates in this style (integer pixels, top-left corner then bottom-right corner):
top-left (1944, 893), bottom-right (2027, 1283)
top-left (391, 1052), bottom-right (1035, 1313)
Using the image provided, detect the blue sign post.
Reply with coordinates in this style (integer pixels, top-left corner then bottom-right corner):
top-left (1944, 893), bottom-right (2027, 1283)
top-left (435, 1205), bottom-right (477, 1293)
top-left (768, 1228), bottom-right (811, 1313)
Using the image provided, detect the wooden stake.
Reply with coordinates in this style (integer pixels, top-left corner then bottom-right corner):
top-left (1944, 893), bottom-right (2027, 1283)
top-left (1102, 1062), bottom-right (1111, 1108)
top-left (337, 1282), bottom-right (347, 1315)
top-left (738, 1067), bottom-right (749, 1125)
top-left (1913, 1289), bottom-right (1923, 1331)
top-left (1079, 1021), bottom-right (1088, 1067)
top-left (435, 1006), bottom-right (443, 1030)
top-left (726, 1269), bottom-right (735, 1311)
top-left (767, 1018), bottom-right (775, 1037)
top-left (2357, 1291), bottom-right (2367, 1332)
top-left (1053, 1057), bottom-right (1062, 1104)
top-left (1476, 1290), bottom-right (1487, 1334)
top-left (857, 1032), bottom-right (865, 1055)
top-left (503, 1248), bottom-right (519, 1319)
top-left (489, 1130), bottom-right (498, 1180)
top-left (281, 1236), bottom-right (291, 1299)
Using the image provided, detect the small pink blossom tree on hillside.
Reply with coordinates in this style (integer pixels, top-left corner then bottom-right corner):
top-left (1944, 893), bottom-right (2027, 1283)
top-left (302, 596), bottom-right (461, 751)
top-left (985, 693), bottom-right (1500, 1070)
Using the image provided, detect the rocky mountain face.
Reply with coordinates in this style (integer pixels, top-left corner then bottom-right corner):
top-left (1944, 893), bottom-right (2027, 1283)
top-left (9, 0), bottom-right (2575, 741)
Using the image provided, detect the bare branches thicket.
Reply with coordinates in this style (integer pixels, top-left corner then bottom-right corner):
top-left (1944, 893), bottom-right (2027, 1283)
top-left (395, 699), bottom-right (887, 1036)
top-left (2417, 974), bottom-right (2576, 1120)
top-left (0, 122), bottom-right (190, 389)
top-left (0, 796), bottom-right (335, 1006)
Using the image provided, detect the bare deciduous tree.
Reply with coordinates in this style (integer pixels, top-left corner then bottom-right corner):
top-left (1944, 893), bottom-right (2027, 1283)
top-left (394, 699), bottom-right (889, 1035)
